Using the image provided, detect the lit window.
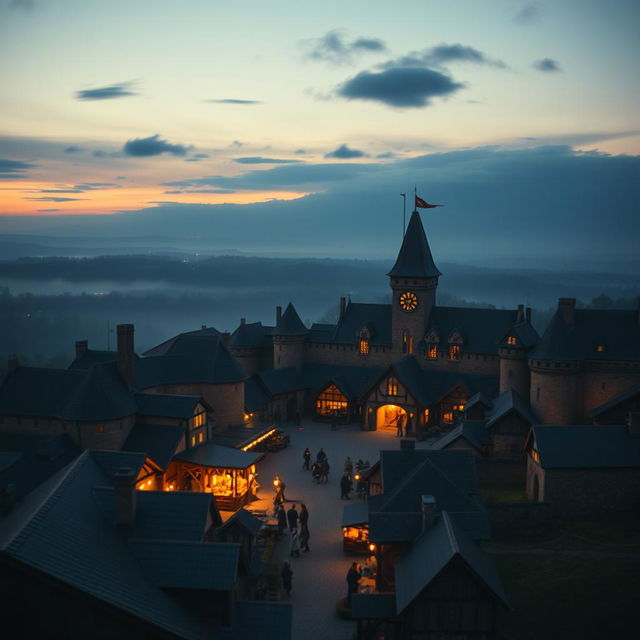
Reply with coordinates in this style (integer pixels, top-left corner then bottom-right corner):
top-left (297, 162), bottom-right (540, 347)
top-left (193, 413), bottom-right (205, 428)
top-left (96, 424), bottom-right (105, 434)
top-left (507, 336), bottom-right (517, 346)
top-left (198, 431), bottom-right (204, 443)
top-left (531, 449), bottom-right (540, 464)
top-left (595, 344), bottom-right (606, 353)
top-left (387, 377), bottom-right (399, 396)
top-left (191, 435), bottom-right (196, 447)
top-left (316, 383), bottom-right (348, 415)
top-left (402, 331), bottom-right (413, 354)
top-left (427, 344), bottom-right (437, 359)
top-left (360, 339), bottom-right (369, 355)
top-left (449, 344), bottom-right (461, 361)
top-left (424, 409), bottom-right (430, 422)
top-left (443, 411), bottom-right (454, 424)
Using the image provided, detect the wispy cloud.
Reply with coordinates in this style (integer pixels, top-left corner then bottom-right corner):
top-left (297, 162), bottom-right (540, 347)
top-left (0, 158), bottom-right (35, 178)
top-left (533, 57), bottom-right (561, 72)
top-left (336, 67), bottom-right (464, 108)
top-left (380, 43), bottom-right (506, 70)
top-left (63, 145), bottom-right (84, 153)
top-left (205, 98), bottom-right (262, 105)
top-left (325, 144), bottom-right (367, 159)
top-left (123, 134), bottom-right (190, 157)
top-left (303, 29), bottom-right (387, 65)
top-left (513, 2), bottom-right (542, 24)
top-left (233, 157), bottom-right (302, 164)
top-left (75, 82), bottom-right (137, 101)
top-left (25, 196), bottom-right (85, 202)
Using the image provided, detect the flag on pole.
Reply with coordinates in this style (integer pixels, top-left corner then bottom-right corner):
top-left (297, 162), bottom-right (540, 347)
top-left (415, 195), bottom-right (443, 209)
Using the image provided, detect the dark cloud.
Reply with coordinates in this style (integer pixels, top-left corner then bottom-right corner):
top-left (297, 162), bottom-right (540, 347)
top-left (336, 67), bottom-right (464, 108)
top-left (379, 43), bottom-right (506, 70)
top-left (75, 82), bottom-right (137, 101)
top-left (514, 2), bottom-right (542, 24)
top-left (185, 153), bottom-right (209, 163)
top-left (205, 99), bottom-right (261, 105)
top-left (163, 189), bottom-right (236, 195)
top-left (63, 145), bottom-right (84, 153)
top-left (123, 134), bottom-right (189, 157)
top-left (32, 189), bottom-right (83, 194)
top-left (25, 197), bottom-right (85, 202)
top-left (36, 209), bottom-right (61, 212)
top-left (115, 175), bottom-right (127, 180)
top-left (295, 149), bottom-right (307, 155)
top-left (231, 140), bottom-right (244, 148)
top-left (325, 144), bottom-right (367, 159)
top-left (0, 158), bottom-right (35, 178)
top-left (233, 157), bottom-right (302, 164)
top-left (377, 152), bottom-right (396, 159)
top-left (533, 58), bottom-right (561, 72)
top-left (75, 182), bottom-right (119, 190)
top-left (304, 29), bottom-right (387, 65)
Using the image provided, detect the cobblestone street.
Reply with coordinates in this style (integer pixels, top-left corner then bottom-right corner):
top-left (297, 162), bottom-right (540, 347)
top-left (254, 420), bottom-right (425, 640)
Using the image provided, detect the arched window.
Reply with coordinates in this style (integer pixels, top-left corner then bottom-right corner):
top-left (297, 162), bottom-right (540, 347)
top-left (359, 338), bottom-right (369, 355)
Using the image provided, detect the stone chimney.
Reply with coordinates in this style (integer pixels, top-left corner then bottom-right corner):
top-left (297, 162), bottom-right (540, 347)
top-left (526, 307), bottom-right (532, 324)
top-left (516, 304), bottom-right (525, 324)
top-left (75, 340), bottom-right (88, 360)
top-left (276, 306), bottom-right (282, 324)
top-left (558, 297), bottom-right (576, 327)
top-left (400, 438), bottom-right (415, 451)
top-left (114, 467), bottom-right (137, 527)
top-left (340, 296), bottom-right (346, 319)
top-left (240, 317), bottom-right (246, 326)
top-left (116, 323), bottom-right (135, 387)
top-left (7, 355), bottom-right (18, 373)
top-left (421, 495), bottom-right (437, 531)
top-left (628, 412), bottom-right (640, 438)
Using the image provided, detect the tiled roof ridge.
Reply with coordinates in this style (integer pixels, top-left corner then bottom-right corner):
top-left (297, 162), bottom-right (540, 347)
top-left (441, 511), bottom-right (460, 555)
top-left (376, 457), bottom-right (431, 511)
top-left (4, 451), bottom-right (88, 553)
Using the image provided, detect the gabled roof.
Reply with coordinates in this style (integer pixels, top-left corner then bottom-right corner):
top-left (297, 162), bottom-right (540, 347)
top-left (464, 391), bottom-right (494, 411)
top-left (429, 421), bottom-right (493, 452)
top-left (91, 450), bottom-right (147, 481)
top-left (0, 451), bottom-right (212, 640)
top-left (244, 377), bottom-right (273, 411)
top-left (499, 321), bottom-right (540, 348)
top-left (428, 306), bottom-right (519, 354)
top-left (122, 423), bottom-right (185, 470)
top-left (229, 322), bottom-right (273, 348)
top-left (233, 601), bottom-right (292, 640)
top-left (332, 303), bottom-right (392, 346)
top-left (274, 303), bottom-right (307, 336)
top-left (0, 363), bottom-right (136, 421)
top-left (129, 539), bottom-right (240, 591)
top-left (387, 210), bottom-right (441, 279)
top-left (218, 508), bottom-right (263, 537)
top-left (531, 308), bottom-right (640, 362)
top-left (135, 392), bottom-right (205, 419)
top-left (590, 384), bottom-right (640, 417)
top-left (531, 425), bottom-right (640, 469)
top-left (394, 512), bottom-right (508, 614)
top-left (173, 442), bottom-right (262, 469)
top-left (485, 389), bottom-right (537, 428)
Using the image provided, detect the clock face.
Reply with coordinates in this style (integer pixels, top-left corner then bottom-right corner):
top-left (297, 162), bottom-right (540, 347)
top-left (399, 291), bottom-right (418, 312)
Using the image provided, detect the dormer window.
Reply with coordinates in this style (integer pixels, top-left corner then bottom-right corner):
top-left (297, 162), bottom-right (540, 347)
top-left (387, 376), bottom-right (399, 396)
top-left (359, 339), bottom-right (369, 355)
top-left (427, 343), bottom-right (438, 359)
top-left (449, 344), bottom-right (461, 361)
top-left (507, 336), bottom-right (517, 346)
top-left (358, 326), bottom-right (371, 355)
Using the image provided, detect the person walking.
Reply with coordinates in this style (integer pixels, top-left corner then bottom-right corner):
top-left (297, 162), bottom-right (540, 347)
top-left (287, 503), bottom-right (299, 531)
top-left (299, 503), bottom-right (310, 552)
top-left (302, 447), bottom-right (311, 470)
top-left (273, 474), bottom-right (286, 503)
top-left (340, 473), bottom-right (352, 499)
top-left (344, 456), bottom-right (353, 478)
top-left (290, 529), bottom-right (301, 557)
top-left (346, 562), bottom-right (361, 605)
top-left (281, 562), bottom-right (293, 597)
top-left (276, 504), bottom-right (287, 536)
top-left (316, 447), bottom-right (327, 463)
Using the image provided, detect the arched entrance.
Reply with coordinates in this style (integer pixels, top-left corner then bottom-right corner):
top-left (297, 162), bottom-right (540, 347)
top-left (376, 404), bottom-right (407, 433)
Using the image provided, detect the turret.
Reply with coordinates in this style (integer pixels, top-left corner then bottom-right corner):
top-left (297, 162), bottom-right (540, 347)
top-left (388, 210), bottom-right (441, 357)
top-left (272, 303), bottom-right (308, 370)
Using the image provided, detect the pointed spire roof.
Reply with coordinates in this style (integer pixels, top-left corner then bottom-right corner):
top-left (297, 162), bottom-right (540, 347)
top-left (275, 303), bottom-right (308, 336)
top-left (387, 210), bottom-right (441, 279)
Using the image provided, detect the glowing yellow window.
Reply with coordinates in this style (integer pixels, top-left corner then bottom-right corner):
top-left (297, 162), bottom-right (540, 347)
top-left (595, 345), bottom-right (605, 353)
top-left (191, 435), bottom-right (196, 447)
top-left (427, 344), bottom-right (437, 359)
top-left (443, 411), bottom-right (454, 424)
top-left (198, 432), bottom-right (204, 443)
top-left (449, 344), bottom-right (461, 361)
top-left (387, 377), bottom-right (398, 396)
top-left (193, 413), bottom-right (205, 428)
top-left (423, 409), bottom-right (430, 422)
top-left (531, 449), bottom-right (540, 463)
top-left (360, 339), bottom-right (369, 355)
top-left (507, 336), bottom-right (517, 346)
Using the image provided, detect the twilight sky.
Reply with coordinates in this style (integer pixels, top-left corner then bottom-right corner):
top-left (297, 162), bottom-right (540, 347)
top-left (0, 0), bottom-right (638, 263)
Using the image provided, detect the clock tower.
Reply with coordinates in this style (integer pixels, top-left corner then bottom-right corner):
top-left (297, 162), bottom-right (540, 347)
top-left (388, 209), bottom-right (441, 357)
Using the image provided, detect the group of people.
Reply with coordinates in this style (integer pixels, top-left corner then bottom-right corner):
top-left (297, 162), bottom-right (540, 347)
top-left (276, 502), bottom-right (311, 598)
top-left (346, 555), bottom-right (378, 604)
top-left (340, 456), bottom-right (370, 500)
top-left (303, 447), bottom-right (330, 483)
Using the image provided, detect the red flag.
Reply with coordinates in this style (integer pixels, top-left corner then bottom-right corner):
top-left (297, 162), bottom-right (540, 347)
top-left (415, 195), bottom-right (443, 209)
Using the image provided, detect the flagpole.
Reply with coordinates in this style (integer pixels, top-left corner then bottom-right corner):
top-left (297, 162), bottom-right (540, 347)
top-left (400, 193), bottom-right (406, 238)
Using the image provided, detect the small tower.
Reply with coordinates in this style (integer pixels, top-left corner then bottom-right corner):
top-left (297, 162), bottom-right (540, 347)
top-left (272, 303), bottom-right (308, 370)
top-left (388, 210), bottom-right (441, 357)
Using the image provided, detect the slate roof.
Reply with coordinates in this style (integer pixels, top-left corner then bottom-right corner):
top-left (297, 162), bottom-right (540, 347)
top-left (394, 511), bottom-right (508, 615)
top-left (122, 422), bottom-right (185, 470)
top-left (210, 425), bottom-right (276, 450)
top-left (308, 322), bottom-right (337, 342)
top-left (91, 449), bottom-right (147, 481)
top-left (274, 303), bottom-right (308, 336)
top-left (429, 421), bottom-right (492, 452)
top-left (590, 385), bottom-right (640, 417)
top-left (244, 377), bottom-right (272, 412)
top-left (332, 303), bottom-right (392, 346)
top-left (427, 306), bottom-right (519, 355)
top-left (502, 321), bottom-right (540, 348)
top-left (229, 322), bottom-right (273, 348)
top-left (341, 501), bottom-right (369, 527)
top-left (135, 392), bottom-right (204, 419)
top-left (256, 368), bottom-right (306, 396)
top-left (363, 449), bottom-right (489, 543)
top-left (130, 540), bottom-right (240, 591)
top-left (0, 363), bottom-right (137, 421)
top-left (485, 389), bottom-right (537, 428)
top-left (464, 392), bottom-right (493, 411)
top-left (68, 348), bottom-right (119, 370)
top-left (173, 442), bottom-right (262, 469)
top-left (219, 508), bottom-right (263, 536)
top-left (531, 308), bottom-right (640, 362)
top-left (0, 451), bottom-right (213, 640)
top-left (531, 425), bottom-right (640, 469)
top-left (387, 210), bottom-right (441, 279)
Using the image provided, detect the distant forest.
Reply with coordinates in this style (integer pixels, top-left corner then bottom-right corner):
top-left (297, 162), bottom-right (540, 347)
top-left (1, 254), bottom-right (638, 369)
